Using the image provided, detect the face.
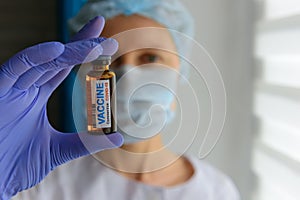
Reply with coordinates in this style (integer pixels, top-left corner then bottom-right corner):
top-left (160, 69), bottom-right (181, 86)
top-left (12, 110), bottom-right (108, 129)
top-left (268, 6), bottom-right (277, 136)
top-left (101, 14), bottom-right (180, 70)
top-left (99, 14), bottom-right (179, 145)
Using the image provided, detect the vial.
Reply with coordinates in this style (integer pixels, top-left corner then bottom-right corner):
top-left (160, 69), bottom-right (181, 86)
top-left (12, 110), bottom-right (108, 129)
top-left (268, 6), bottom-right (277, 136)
top-left (86, 55), bottom-right (117, 134)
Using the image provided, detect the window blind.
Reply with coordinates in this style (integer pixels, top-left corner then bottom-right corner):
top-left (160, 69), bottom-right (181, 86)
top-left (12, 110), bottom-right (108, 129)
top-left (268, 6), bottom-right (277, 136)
top-left (252, 0), bottom-right (300, 199)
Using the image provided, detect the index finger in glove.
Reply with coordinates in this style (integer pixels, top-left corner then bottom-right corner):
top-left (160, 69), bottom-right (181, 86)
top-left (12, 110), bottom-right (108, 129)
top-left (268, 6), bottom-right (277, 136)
top-left (36, 38), bottom-right (106, 71)
top-left (13, 38), bottom-right (106, 90)
top-left (0, 42), bottom-right (64, 96)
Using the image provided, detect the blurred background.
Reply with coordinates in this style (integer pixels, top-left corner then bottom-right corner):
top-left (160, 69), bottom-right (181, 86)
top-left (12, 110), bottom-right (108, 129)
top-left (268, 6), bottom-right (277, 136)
top-left (0, 0), bottom-right (299, 199)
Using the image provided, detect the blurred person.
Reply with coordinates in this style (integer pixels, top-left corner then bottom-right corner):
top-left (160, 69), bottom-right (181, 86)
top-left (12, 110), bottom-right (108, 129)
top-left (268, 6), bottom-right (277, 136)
top-left (1, 0), bottom-right (240, 199)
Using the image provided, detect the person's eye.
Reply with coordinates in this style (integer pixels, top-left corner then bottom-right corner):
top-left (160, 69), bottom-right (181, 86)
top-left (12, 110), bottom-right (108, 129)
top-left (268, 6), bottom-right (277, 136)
top-left (140, 53), bottom-right (161, 64)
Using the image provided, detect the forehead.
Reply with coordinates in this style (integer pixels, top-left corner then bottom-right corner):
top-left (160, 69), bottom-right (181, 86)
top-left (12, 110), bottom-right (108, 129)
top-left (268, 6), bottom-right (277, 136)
top-left (101, 14), bottom-right (177, 54)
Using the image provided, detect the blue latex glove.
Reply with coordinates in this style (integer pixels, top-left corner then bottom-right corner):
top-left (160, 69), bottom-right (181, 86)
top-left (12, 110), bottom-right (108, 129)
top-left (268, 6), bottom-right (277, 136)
top-left (0, 16), bottom-right (123, 200)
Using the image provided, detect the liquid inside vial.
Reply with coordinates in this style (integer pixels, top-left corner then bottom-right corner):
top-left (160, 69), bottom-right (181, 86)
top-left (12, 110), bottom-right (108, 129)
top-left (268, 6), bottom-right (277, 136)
top-left (86, 57), bottom-right (117, 135)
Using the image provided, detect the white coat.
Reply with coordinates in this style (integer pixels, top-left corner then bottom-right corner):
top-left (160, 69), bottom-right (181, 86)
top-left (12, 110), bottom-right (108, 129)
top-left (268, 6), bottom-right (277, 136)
top-left (13, 155), bottom-right (240, 200)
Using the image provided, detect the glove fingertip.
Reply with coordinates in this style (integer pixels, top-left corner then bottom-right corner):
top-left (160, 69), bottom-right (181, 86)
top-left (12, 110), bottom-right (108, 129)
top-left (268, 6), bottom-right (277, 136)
top-left (76, 132), bottom-right (124, 155)
top-left (90, 16), bottom-right (105, 30)
top-left (100, 38), bottom-right (119, 56)
top-left (70, 16), bottom-right (105, 42)
top-left (81, 43), bottom-right (103, 63)
top-left (106, 132), bottom-right (124, 147)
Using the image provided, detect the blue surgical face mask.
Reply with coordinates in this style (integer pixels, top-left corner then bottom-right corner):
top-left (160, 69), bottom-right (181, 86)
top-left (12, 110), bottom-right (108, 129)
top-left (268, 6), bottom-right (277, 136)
top-left (72, 64), bottom-right (178, 144)
top-left (114, 65), bottom-right (177, 143)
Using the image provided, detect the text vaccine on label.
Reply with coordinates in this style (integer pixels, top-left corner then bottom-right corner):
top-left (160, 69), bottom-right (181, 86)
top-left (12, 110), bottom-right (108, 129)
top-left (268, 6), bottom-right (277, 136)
top-left (86, 55), bottom-right (117, 134)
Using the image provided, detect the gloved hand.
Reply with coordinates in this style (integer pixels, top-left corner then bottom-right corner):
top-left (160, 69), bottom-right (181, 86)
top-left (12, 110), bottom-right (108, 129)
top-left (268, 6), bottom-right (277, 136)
top-left (0, 16), bottom-right (123, 200)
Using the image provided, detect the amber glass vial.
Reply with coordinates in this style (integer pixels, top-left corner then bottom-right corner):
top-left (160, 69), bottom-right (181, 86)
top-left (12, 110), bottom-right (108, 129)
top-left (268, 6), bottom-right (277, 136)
top-left (86, 55), bottom-right (117, 134)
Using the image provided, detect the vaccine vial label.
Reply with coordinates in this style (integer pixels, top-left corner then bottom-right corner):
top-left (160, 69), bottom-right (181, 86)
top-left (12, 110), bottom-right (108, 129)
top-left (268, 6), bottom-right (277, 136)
top-left (90, 79), bottom-right (111, 128)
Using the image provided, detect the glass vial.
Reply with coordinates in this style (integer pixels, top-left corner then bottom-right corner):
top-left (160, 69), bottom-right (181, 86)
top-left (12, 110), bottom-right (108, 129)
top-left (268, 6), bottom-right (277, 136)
top-left (86, 55), bottom-right (117, 134)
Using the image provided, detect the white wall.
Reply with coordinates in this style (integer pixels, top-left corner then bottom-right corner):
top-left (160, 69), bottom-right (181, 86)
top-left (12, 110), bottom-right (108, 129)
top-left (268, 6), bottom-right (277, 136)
top-left (178, 1), bottom-right (255, 199)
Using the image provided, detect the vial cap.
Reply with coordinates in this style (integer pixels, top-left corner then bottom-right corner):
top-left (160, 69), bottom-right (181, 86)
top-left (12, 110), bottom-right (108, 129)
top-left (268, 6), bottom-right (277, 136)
top-left (92, 55), bottom-right (111, 66)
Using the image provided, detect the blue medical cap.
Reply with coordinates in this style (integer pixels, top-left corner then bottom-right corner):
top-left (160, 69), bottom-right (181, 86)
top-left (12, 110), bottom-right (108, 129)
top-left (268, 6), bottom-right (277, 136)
top-left (69, 0), bottom-right (195, 78)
